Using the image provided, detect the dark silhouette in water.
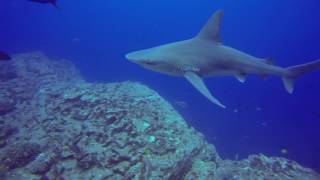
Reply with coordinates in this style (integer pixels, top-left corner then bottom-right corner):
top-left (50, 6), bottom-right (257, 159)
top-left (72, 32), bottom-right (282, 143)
top-left (0, 51), bottom-right (11, 61)
top-left (27, 0), bottom-right (58, 8)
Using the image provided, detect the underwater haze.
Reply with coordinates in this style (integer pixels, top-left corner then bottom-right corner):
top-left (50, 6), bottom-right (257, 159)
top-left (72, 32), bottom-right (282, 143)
top-left (1, 0), bottom-right (320, 172)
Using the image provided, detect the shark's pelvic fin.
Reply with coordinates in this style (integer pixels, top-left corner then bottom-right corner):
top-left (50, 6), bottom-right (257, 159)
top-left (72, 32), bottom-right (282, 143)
top-left (235, 73), bottom-right (247, 83)
top-left (282, 78), bottom-right (294, 94)
top-left (197, 10), bottom-right (224, 43)
top-left (184, 71), bottom-right (226, 108)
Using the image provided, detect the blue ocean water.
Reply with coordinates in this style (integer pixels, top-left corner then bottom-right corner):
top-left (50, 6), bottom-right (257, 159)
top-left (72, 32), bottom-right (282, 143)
top-left (1, 0), bottom-right (320, 171)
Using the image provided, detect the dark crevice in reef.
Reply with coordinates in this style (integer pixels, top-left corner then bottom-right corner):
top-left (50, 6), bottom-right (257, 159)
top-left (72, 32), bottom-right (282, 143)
top-left (0, 52), bottom-right (319, 179)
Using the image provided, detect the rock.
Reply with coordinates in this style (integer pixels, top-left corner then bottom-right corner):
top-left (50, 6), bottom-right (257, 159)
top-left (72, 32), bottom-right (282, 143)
top-left (72, 109), bottom-right (90, 121)
top-left (215, 154), bottom-right (320, 180)
top-left (29, 79), bottom-right (220, 179)
top-left (77, 154), bottom-right (97, 170)
top-left (125, 162), bottom-right (144, 179)
top-left (0, 125), bottom-right (17, 140)
top-left (27, 151), bottom-right (58, 175)
top-left (12, 52), bottom-right (83, 83)
top-left (60, 147), bottom-right (75, 159)
top-left (0, 125), bottom-right (17, 149)
top-left (0, 140), bottom-right (6, 148)
top-left (0, 93), bottom-right (15, 116)
top-left (184, 160), bottom-right (216, 179)
top-left (0, 142), bottom-right (41, 171)
top-left (0, 62), bottom-right (17, 81)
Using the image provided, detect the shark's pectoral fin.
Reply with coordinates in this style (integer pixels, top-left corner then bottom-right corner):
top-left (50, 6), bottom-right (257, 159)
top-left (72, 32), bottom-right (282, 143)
top-left (184, 72), bottom-right (226, 108)
top-left (235, 73), bottom-right (247, 83)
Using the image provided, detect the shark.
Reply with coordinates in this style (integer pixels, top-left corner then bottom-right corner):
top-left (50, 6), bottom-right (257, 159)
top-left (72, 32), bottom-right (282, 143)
top-left (125, 10), bottom-right (320, 108)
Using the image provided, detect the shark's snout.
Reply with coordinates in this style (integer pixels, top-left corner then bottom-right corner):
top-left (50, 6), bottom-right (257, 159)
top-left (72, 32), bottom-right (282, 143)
top-left (125, 51), bottom-right (142, 64)
top-left (125, 52), bottom-right (135, 61)
top-left (125, 50), bottom-right (151, 65)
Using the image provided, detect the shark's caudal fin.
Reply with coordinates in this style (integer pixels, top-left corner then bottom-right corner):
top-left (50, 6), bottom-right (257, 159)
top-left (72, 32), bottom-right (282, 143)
top-left (184, 72), bottom-right (226, 108)
top-left (282, 59), bottom-right (320, 94)
top-left (197, 10), bottom-right (224, 43)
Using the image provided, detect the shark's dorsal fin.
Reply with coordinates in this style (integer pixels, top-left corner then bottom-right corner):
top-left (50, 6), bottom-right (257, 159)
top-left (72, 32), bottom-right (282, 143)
top-left (184, 71), bottom-right (226, 108)
top-left (197, 10), bottom-right (224, 43)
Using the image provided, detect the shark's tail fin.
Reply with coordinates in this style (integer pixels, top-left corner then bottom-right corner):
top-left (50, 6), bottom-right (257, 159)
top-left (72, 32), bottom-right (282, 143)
top-left (282, 59), bottom-right (320, 93)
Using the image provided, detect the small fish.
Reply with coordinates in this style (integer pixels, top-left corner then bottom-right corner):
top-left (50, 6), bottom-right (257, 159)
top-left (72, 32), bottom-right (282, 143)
top-left (27, 0), bottom-right (58, 8)
top-left (242, 136), bottom-right (251, 139)
top-left (261, 122), bottom-right (268, 127)
top-left (0, 51), bottom-right (11, 61)
top-left (281, 148), bottom-right (288, 154)
top-left (234, 153), bottom-right (239, 160)
top-left (174, 101), bottom-right (188, 109)
top-left (72, 38), bottom-right (81, 43)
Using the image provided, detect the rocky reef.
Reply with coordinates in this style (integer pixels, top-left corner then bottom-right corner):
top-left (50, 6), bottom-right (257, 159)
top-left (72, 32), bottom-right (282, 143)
top-left (0, 52), bottom-right (319, 180)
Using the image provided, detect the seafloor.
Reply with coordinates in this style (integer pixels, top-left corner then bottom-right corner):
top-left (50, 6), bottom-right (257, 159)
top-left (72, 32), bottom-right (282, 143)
top-left (0, 52), bottom-right (319, 180)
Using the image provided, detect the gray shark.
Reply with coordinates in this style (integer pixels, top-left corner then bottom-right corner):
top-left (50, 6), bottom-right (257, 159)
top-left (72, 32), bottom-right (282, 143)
top-left (126, 10), bottom-right (320, 108)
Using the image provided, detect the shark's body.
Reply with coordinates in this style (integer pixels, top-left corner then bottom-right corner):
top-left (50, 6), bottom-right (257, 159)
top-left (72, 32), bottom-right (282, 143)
top-left (143, 38), bottom-right (285, 77)
top-left (126, 10), bottom-right (320, 108)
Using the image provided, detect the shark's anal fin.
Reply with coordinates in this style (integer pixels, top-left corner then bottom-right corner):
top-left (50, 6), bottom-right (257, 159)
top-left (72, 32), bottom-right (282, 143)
top-left (197, 10), bottom-right (224, 43)
top-left (184, 71), bottom-right (226, 108)
top-left (235, 73), bottom-right (247, 83)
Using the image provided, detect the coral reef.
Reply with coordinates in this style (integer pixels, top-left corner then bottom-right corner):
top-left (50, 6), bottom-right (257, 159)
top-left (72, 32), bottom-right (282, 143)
top-left (0, 52), bottom-right (319, 179)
